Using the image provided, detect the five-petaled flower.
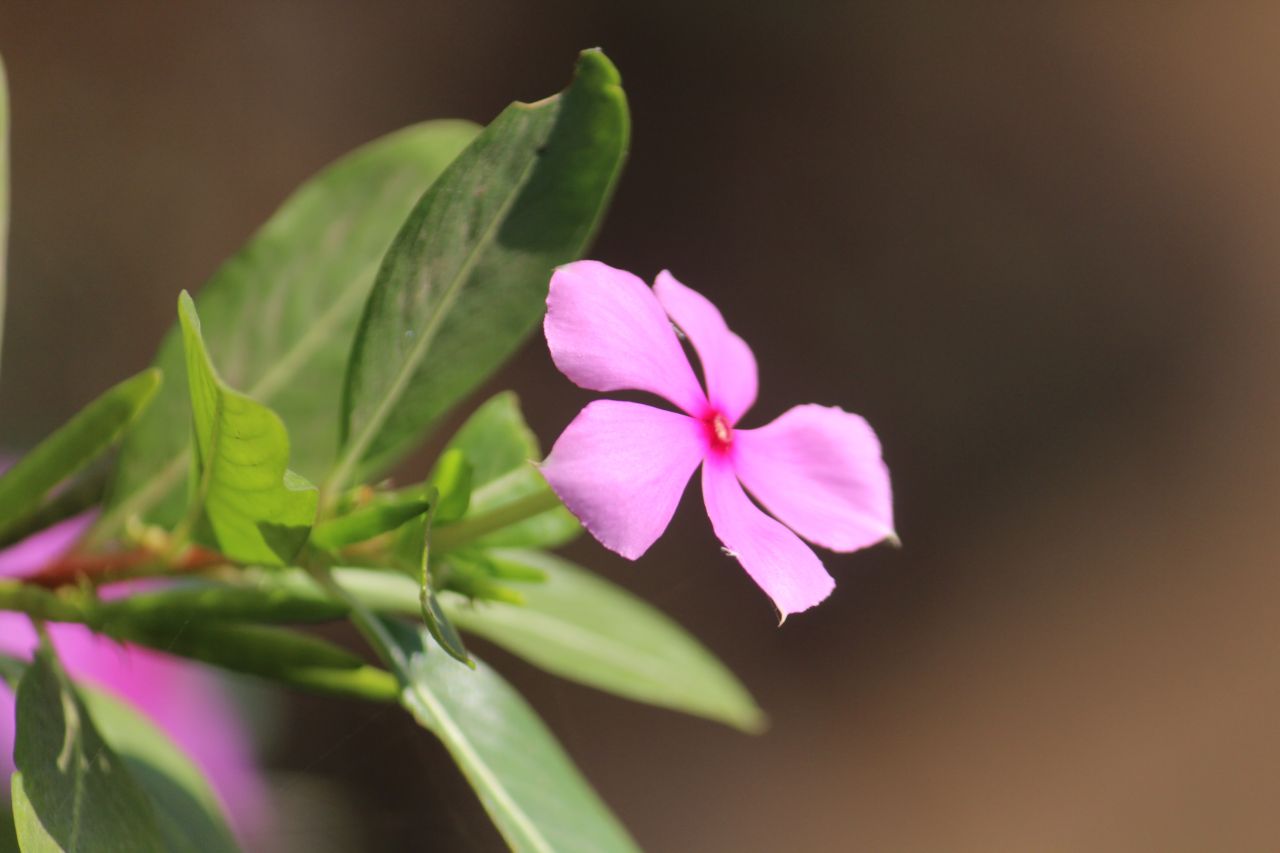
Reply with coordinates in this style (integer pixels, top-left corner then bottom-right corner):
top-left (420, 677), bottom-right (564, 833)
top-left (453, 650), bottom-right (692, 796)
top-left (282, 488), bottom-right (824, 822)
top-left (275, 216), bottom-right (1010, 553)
top-left (541, 261), bottom-right (896, 620)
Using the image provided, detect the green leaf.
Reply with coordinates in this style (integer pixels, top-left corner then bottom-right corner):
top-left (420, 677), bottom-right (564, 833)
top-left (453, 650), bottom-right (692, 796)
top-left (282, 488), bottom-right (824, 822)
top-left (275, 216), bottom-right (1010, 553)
top-left (0, 370), bottom-right (161, 536)
top-left (334, 49), bottom-right (629, 488)
top-left (310, 495), bottom-right (431, 552)
top-left (446, 550), bottom-right (766, 733)
top-left (109, 619), bottom-right (398, 703)
top-left (102, 120), bottom-right (479, 534)
top-left (13, 648), bottom-right (163, 852)
top-left (177, 292), bottom-right (317, 566)
top-left (264, 558), bottom-right (763, 730)
top-left (416, 500), bottom-right (471, 666)
top-left (0, 52), bottom-right (9, 382)
top-left (435, 393), bottom-right (579, 551)
top-left (377, 618), bottom-right (639, 853)
top-left (78, 691), bottom-right (238, 853)
top-left (10, 774), bottom-right (58, 853)
top-left (427, 449), bottom-right (472, 524)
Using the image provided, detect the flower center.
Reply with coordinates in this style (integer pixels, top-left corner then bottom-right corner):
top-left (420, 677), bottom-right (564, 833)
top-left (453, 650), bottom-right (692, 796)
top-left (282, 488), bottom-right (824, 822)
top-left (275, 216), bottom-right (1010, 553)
top-left (706, 411), bottom-right (733, 452)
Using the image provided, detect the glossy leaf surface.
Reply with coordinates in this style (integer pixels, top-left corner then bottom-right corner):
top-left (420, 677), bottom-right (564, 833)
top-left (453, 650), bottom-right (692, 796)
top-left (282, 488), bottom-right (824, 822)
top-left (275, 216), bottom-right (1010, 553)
top-left (335, 49), bottom-right (629, 487)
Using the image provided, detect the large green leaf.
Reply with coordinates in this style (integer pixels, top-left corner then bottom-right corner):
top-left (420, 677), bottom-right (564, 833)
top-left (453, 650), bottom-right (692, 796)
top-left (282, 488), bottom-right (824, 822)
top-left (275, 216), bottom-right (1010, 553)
top-left (447, 550), bottom-right (765, 732)
top-left (0, 52), bottom-right (9, 382)
top-left (78, 691), bottom-right (238, 853)
top-left (178, 292), bottom-right (317, 565)
top-left (12, 648), bottom-right (163, 852)
top-left (0, 370), bottom-right (160, 537)
top-left (376, 618), bottom-right (639, 853)
top-left (434, 393), bottom-right (579, 551)
top-left (333, 49), bottom-right (629, 489)
top-left (101, 120), bottom-right (479, 533)
top-left (268, 559), bottom-right (764, 731)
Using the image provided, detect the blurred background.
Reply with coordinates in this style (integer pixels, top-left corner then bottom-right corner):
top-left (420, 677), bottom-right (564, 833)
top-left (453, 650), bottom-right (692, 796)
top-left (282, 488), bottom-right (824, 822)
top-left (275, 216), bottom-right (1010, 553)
top-left (3, 2), bottom-right (1280, 850)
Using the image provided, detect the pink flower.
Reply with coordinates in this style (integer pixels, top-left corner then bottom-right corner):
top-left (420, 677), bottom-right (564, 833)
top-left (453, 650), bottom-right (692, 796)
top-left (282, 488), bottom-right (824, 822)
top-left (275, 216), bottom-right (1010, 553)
top-left (0, 495), bottom-right (267, 843)
top-left (541, 261), bottom-right (896, 620)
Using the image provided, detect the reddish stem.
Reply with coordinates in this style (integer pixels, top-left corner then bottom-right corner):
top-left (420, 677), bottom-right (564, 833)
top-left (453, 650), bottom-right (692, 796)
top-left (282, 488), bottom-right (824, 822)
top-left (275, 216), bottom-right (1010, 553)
top-left (24, 546), bottom-right (226, 588)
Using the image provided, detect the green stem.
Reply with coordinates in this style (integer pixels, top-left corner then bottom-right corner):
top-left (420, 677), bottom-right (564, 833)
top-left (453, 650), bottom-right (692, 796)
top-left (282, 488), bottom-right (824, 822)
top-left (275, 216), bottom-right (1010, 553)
top-left (0, 582), bottom-right (92, 624)
top-left (431, 488), bottom-right (563, 553)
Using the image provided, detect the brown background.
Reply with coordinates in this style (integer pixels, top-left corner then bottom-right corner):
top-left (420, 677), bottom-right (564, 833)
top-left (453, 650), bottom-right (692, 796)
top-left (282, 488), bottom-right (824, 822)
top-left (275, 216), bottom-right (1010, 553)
top-left (3, 3), bottom-right (1280, 851)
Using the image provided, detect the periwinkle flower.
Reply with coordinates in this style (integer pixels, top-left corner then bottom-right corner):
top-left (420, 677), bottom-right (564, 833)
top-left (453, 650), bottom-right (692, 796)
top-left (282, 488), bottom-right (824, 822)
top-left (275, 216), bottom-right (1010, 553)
top-left (541, 261), bottom-right (896, 619)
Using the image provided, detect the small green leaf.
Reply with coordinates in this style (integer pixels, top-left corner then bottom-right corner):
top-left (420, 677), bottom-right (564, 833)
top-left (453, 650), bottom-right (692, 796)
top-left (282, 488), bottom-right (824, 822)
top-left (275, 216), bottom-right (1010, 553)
top-left (310, 495), bottom-right (431, 552)
top-left (79, 691), bottom-right (238, 853)
top-left (435, 393), bottom-right (579, 551)
top-left (446, 550), bottom-right (766, 733)
top-left (102, 120), bottom-right (479, 534)
top-left (109, 619), bottom-right (398, 703)
top-left (0, 370), bottom-right (161, 537)
top-left (334, 49), bottom-right (630, 488)
top-left (377, 618), bottom-right (639, 853)
top-left (415, 500), bottom-right (471, 666)
top-left (428, 449), bottom-right (472, 524)
top-left (13, 647), bottom-right (164, 852)
top-left (0, 52), bottom-right (9, 383)
top-left (178, 292), bottom-right (317, 566)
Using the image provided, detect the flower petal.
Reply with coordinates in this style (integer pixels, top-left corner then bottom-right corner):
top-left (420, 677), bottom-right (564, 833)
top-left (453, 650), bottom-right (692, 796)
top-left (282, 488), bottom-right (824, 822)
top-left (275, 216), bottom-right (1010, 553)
top-left (545, 260), bottom-right (707, 416)
top-left (541, 400), bottom-right (707, 559)
top-left (734, 404), bottom-right (895, 552)
top-left (701, 457), bottom-right (834, 620)
top-left (654, 270), bottom-right (758, 424)
top-left (0, 512), bottom-right (95, 578)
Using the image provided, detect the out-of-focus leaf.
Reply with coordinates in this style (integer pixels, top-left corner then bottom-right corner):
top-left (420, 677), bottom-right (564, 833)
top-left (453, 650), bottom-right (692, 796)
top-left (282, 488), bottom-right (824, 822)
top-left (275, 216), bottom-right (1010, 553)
top-left (334, 49), bottom-right (629, 488)
top-left (0, 371), bottom-right (160, 537)
top-left (13, 648), bottom-right (163, 852)
top-left (428, 449), bottom-right (471, 524)
top-left (178, 292), bottom-right (317, 566)
top-left (0, 53), bottom-right (9, 382)
top-left (447, 550), bottom-right (766, 733)
top-left (96, 581), bottom-right (348, 625)
top-left (79, 690), bottom-right (237, 853)
top-left (265, 557), bottom-right (763, 730)
top-left (310, 495), bottom-right (431, 552)
top-left (377, 619), bottom-right (639, 853)
top-left (102, 120), bottom-right (479, 533)
top-left (434, 393), bottom-right (579, 551)
top-left (109, 618), bottom-right (397, 703)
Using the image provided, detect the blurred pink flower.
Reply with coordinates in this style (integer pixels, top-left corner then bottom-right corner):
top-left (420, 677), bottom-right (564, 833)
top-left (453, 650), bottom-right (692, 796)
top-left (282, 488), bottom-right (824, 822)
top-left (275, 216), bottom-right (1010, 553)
top-left (541, 261), bottom-right (896, 619)
top-left (0, 481), bottom-right (266, 842)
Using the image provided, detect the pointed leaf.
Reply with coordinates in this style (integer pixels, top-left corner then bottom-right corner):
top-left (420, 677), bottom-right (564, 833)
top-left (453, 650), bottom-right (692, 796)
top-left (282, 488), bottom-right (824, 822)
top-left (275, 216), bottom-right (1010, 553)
top-left (427, 449), bottom-right (472, 524)
top-left (102, 120), bottom-right (479, 532)
top-left (334, 49), bottom-right (629, 487)
top-left (436, 393), bottom-right (579, 550)
top-left (0, 370), bottom-right (160, 537)
top-left (13, 648), bottom-right (163, 852)
top-left (446, 550), bottom-right (765, 732)
top-left (378, 618), bottom-right (639, 853)
top-left (178, 292), bottom-right (317, 565)
top-left (310, 495), bottom-right (431, 552)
